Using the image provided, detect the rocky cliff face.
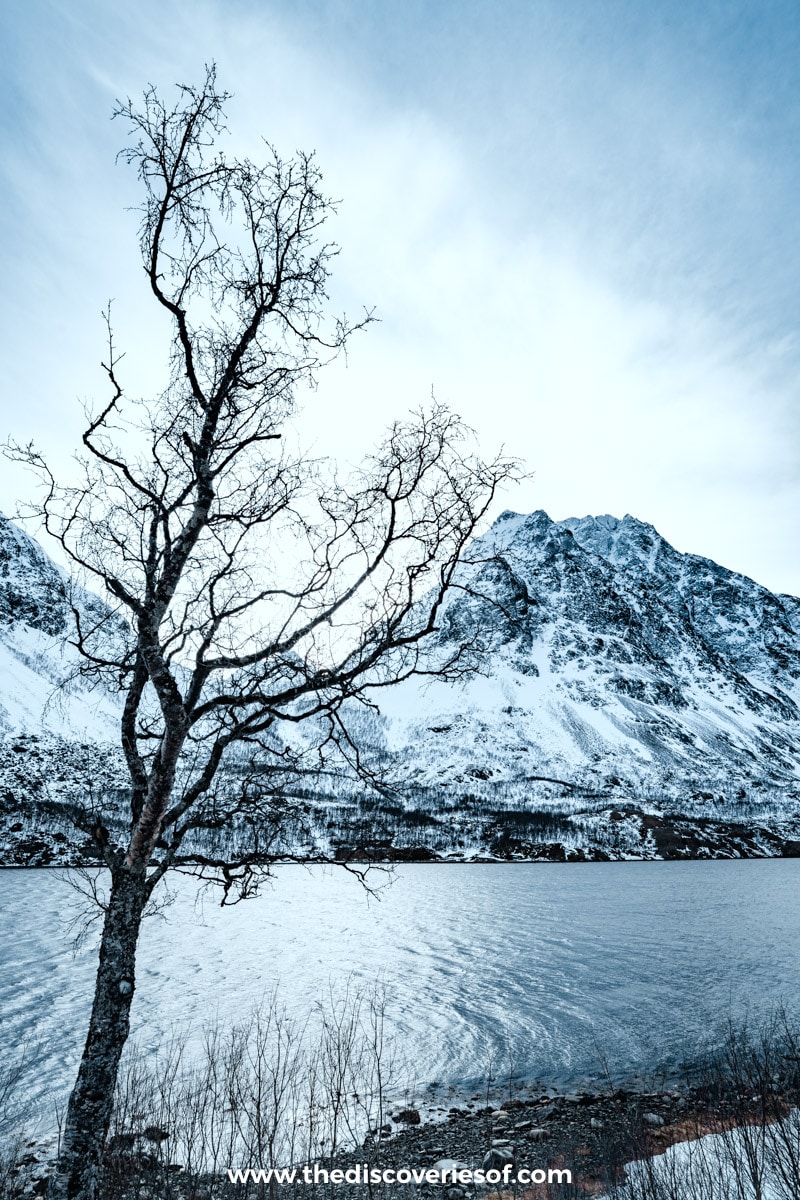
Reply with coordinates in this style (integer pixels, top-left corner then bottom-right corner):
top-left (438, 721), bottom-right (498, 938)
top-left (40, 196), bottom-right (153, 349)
top-left (365, 510), bottom-right (800, 805)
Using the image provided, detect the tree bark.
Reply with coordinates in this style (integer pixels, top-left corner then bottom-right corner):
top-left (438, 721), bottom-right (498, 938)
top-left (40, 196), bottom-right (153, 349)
top-left (48, 867), bottom-right (149, 1200)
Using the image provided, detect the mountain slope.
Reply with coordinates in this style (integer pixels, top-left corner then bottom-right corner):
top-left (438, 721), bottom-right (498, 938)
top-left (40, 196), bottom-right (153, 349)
top-left (0, 513), bottom-right (121, 739)
top-left (3, 507), bottom-right (800, 864)
top-left (363, 510), bottom-right (800, 805)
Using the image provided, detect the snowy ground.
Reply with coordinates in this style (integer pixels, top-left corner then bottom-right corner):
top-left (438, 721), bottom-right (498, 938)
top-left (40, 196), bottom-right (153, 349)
top-left (604, 1118), bottom-right (800, 1198)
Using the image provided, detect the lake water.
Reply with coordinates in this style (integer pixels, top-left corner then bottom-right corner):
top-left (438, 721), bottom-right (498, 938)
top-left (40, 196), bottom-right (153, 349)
top-left (2, 861), bottom-right (800, 1122)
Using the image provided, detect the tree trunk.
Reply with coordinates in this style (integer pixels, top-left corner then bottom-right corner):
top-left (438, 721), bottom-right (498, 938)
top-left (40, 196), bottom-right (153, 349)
top-left (48, 867), bottom-right (149, 1200)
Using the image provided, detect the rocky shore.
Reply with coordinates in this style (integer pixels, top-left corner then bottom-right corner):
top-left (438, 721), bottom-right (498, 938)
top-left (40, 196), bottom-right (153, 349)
top-left (10, 1076), bottom-right (787, 1199)
top-left (323, 1083), bottom-right (708, 1198)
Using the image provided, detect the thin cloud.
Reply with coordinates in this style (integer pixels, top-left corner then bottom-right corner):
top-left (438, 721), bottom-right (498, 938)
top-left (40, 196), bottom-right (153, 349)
top-left (1, 0), bottom-right (798, 591)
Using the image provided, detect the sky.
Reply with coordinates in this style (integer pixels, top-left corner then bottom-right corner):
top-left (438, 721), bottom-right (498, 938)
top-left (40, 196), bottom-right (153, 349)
top-left (2, 0), bottom-right (800, 592)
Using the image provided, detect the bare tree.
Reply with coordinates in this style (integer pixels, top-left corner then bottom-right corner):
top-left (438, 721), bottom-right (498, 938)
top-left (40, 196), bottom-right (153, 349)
top-left (6, 66), bottom-right (516, 1200)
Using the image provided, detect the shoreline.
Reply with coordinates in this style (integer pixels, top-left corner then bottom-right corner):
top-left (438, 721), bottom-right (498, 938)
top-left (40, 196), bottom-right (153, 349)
top-left (11, 1076), bottom-right (792, 1198)
top-left (4, 847), bottom-right (800, 869)
top-left (283, 1074), bottom-right (800, 1198)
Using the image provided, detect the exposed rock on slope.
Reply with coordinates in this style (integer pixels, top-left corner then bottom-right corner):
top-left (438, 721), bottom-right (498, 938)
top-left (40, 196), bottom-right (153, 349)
top-left (365, 510), bottom-right (800, 805)
top-left (3, 508), bottom-right (800, 863)
top-left (0, 513), bottom-right (121, 739)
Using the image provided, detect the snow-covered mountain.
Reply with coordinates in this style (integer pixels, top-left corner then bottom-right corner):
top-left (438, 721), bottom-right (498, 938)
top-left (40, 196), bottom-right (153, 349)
top-left (0, 513), bottom-right (121, 739)
top-left (365, 509), bottom-right (800, 805)
top-left (3, 506), bottom-right (800, 863)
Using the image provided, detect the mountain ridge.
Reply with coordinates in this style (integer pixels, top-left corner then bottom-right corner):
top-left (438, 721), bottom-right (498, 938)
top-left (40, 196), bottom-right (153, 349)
top-left (2, 506), bottom-right (800, 864)
top-left (363, 507), bottom-right (800, 800)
